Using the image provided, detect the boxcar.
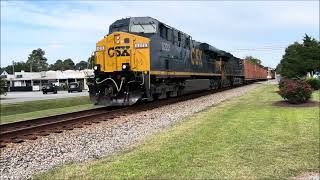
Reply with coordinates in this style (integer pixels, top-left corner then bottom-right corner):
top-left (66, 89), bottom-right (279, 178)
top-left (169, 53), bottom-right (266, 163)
top-left (243, 60), bottom-right (268, 81)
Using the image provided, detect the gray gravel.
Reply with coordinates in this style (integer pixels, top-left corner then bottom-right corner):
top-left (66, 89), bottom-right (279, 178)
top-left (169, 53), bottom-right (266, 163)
top-left (0, 83), bottom-right (263, 180)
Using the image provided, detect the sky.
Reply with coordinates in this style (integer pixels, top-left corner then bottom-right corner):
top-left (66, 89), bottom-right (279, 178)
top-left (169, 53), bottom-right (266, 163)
top-left (1, 1), bottom-right (319, 68)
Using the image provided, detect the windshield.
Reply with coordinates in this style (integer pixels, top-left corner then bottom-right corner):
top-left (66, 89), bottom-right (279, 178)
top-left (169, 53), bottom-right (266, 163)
top-left (130, 23), bottom-right (156, 34)
top-left (109, 25), bottom-right (129, 33)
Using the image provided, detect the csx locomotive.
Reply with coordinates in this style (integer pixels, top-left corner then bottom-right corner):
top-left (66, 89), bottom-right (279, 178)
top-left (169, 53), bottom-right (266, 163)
top-left (88, 17), bottom-right (265, 106)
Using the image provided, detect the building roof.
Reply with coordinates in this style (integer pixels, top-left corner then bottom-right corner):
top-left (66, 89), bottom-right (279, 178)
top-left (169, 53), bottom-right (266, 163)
top-left (3, 69), bottom-right (94, 81)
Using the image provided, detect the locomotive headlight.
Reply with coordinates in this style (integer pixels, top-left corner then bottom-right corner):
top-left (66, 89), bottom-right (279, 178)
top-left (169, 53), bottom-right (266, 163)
top-left (94, 65), bottom-right (98, 70)
top-left (122, 63), bottom-right (129, 71)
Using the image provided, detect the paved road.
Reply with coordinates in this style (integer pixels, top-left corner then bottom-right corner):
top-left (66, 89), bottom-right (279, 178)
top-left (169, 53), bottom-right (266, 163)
top-left (0, 91), bottom-right (89, 104)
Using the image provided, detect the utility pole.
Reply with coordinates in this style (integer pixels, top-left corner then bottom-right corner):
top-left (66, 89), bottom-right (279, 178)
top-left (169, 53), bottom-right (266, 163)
top-left (12, 61), bottom-right (15, 74)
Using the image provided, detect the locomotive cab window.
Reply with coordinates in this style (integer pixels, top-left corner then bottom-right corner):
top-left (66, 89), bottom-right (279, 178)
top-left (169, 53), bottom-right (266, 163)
top-left (130, 22), bottom-right (156, 34)
top-left (109, 24), bottom-right (129, 34)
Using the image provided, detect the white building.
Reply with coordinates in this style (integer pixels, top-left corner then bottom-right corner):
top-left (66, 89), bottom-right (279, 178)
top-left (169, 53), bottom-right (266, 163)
top-left (1, 69), bottom-right (94, 91)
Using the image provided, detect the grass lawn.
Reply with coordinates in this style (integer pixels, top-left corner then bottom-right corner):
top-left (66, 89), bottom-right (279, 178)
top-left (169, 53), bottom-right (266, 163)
top-left (0, 96), bottom-right (95, 124)
top-left (34, 85), bottom-right (320, 179)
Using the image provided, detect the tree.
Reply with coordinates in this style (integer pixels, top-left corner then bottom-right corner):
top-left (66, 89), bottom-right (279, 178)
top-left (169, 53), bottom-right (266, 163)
top-left (1, 61), bottom-right (29, 74)
top-left (75, 61), bottom-right (88, 70)
top-left (87, 55), bottom-right (95, 69)
top-left (26, 48), bottom-right (48, 72)
top-left (244, 56), bottom-right (262, 65)
top-left (49, 60), bottom-right (64, 71)
top-left (14, 61), bottom-right (30, 72)
top-left (63, 58), bottom-right (75, 70)
top-left (48, 58), bottom-right (75, 71)
top-left (0, 76), bottom-right (8, 95)
top-left (278, 34), bottom-right (320, 78)
top-left (1, 65), bottom-right (13, 74)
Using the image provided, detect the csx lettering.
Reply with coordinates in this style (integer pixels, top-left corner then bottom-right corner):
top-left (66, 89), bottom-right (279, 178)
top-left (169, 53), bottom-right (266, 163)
top-left (108, 46), bottom-right (130, 57)
top-left (191, 49), bottom-right (203, 67)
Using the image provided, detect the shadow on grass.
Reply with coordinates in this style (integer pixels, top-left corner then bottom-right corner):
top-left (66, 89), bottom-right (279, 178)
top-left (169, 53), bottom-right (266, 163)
top-left (272, 100), bottom-right (320, 108)
top-left (0, 97), bottom-right (14, 100)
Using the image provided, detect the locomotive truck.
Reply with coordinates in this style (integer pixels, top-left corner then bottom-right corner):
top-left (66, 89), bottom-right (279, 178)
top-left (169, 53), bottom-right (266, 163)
top-left (88, 17), bottom-right (267, 106)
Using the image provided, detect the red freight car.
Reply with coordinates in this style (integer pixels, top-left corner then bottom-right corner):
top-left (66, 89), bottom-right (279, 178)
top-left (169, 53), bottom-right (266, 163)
top-left (243, 60), bottom-right (268, 81)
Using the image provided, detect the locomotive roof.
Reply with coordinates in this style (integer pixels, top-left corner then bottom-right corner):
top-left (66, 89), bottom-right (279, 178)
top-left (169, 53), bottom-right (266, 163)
top-left (110, 17), bottom-right (242, 60)
top-left (198, 43), bottom-right (220, 53)
top-left (110, 17), bottom-right (191, 37)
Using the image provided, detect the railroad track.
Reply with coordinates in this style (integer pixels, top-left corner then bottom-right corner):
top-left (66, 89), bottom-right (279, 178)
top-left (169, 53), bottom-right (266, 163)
top-left (0, 84), bottom-right (249, 148)
top-left (0, 107), bottom-right (134, 148)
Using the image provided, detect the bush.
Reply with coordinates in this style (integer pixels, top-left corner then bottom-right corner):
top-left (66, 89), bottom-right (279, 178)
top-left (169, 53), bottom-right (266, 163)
top-left (0, 77), bottom-right (8, 96)
top-left (278, 79), bottom-right (313, 104)
top-left (305, 77), bottom-right (320, 90)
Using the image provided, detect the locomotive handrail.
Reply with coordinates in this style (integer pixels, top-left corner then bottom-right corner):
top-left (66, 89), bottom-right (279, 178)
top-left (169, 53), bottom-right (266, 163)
top-left (140, 74), bottom-right (144, 86)
top-left (96, 78), bottom-right (124, 92)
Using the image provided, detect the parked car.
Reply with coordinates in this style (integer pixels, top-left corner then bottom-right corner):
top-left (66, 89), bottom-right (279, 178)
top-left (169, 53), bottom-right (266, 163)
top-left (42, 83), bottom-right (57, 94)
top-left (68, 82), bottom-right (82, 93)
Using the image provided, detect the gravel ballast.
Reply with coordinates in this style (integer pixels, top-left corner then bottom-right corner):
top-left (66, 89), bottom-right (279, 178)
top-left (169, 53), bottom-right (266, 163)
top-left (0, 83), bottom-right (262, 179)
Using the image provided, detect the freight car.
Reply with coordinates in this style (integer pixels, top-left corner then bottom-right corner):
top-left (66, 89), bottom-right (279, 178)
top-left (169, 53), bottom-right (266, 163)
top-left (243, 60), bottom-right (268, 82)
top-left (88, 17), bottom-right (266, 106)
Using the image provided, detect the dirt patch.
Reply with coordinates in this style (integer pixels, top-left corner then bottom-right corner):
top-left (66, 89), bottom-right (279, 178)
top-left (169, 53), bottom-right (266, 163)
top-left (273, 100), bottom-right (320, 108)
top-left (291, 172), bottom-right (319, 180)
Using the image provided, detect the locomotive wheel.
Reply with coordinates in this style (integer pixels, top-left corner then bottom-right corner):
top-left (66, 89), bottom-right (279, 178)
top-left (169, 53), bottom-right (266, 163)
top-left (158, 88), bottom-right (167, 99)
top-left (168, 86), bottom-right (178, 97)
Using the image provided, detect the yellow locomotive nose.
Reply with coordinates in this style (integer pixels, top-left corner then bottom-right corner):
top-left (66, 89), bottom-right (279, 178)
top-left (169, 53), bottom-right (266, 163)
top-left (95, 32), bottom-right (150, 73)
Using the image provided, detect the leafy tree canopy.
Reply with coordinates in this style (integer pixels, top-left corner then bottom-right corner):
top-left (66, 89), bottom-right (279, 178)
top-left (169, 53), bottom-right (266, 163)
top-left (49, 59), bottom-right (75, 70)
top-left (75, 61), bottom-right (88, 70)
top-left (1, 49), bottom-right (95, 73)
top-left (63, 58), bottom-right (75, 70)
top-left (26, 48), bottom-right (48, 72)
top-left (87, 55), bottom-right (95, 69)
top-left (278, 34), bottom-right (320, 78)
top-left (49, 60), bottom-right (64, 71)
top-left (1, 61), bottom-right (29, 74)
top-left (0, 76), bottom-right (7, 95)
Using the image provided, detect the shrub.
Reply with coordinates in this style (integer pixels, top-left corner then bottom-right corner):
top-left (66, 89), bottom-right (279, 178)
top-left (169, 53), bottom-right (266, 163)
top-left (305, 77), bottom-right (320, 90)
top-left (278, 79), bottom-right (313, 104)
top-left (278, 79), bottom-right (290, 89)
top-left (0, 76), bottom-right (8, 96)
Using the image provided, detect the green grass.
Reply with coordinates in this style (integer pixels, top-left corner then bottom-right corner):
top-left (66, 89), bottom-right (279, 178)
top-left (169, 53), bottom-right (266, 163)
top-left (0, 96), bottom-right (94, 124)
top-left (34, 85), bottom-right (320, 179)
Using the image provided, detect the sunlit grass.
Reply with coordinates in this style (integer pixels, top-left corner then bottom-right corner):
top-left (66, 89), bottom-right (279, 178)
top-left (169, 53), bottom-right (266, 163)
top-left (1, 96), bottom-right (93, 124)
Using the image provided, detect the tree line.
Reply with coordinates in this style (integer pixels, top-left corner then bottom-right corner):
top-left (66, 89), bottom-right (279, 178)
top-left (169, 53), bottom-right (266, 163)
top-left (0, 48), bottom-right (95, 74)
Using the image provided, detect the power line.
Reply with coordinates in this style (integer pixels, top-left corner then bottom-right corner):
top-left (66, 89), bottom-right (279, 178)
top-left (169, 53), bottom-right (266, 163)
top-left (228, 46), bottom-right (287, 51)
